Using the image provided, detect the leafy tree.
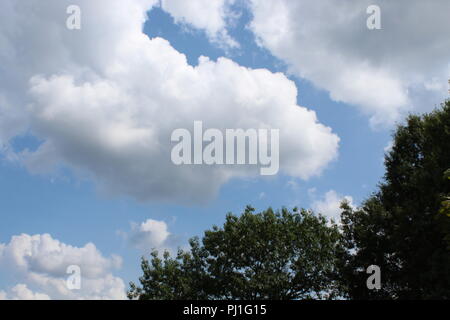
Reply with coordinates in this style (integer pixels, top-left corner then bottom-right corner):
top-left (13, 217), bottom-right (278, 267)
top-left (128, 238), bottom-right (211, 300)
top-left (128, 206), bottom-right (342, 300)
top-left (338, 101), bottom-right (450, 299)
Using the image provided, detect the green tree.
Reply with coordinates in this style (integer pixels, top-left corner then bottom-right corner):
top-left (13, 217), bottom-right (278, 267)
top-left (128, 206), bottom-right (342, 300)
top-left (339, 101), bottom-right (450, 299)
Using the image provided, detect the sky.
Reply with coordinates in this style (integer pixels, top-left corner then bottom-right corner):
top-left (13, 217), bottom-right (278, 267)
top-left (0, 0), bottom-right (449, 299)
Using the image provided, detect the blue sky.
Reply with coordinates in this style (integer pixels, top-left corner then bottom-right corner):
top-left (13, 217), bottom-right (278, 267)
top-left (0, 0), bottom-right (448, 299)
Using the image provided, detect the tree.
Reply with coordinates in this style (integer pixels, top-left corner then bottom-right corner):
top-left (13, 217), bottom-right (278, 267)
top-left (128, 238), bottom-right (211, 300)
top-left (128, 206), bottom-right (342, 300)
top-left (338, 101), bottom-right (450, 299)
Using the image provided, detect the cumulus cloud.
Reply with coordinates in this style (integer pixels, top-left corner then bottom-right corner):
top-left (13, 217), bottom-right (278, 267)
top-left (0, 0), bottom-right (339, 204)
top-left (118, 218), bottom-right (183, 255)
top-left (161, 0), bottom-right (239, 48)
top-left (247, 0), bottom-right (450, 127)
top-left (0, 234), bottom-right (125, 300)
top-left (310, 189), bottom-right (355, 222)
top-left (0, 284), bottom-right (50, 300)
top-left (128, 219), bottom-right (171, 249)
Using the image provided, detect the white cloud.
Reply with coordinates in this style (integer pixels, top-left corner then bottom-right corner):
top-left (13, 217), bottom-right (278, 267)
top-left (0, 233), bottom-right (126, 300)
top-left (0, 0), bottom-right (339, 204)
top-left (247, 0), bottom-right (450, 127)
top-left (129, 219), bottom-right (171, 249)
top-left (161, 0), bottom-right (239, 48)
top-left (311, 190), bottom-right (355, 222)
top-left (0, 284), bottom-right (50, 300)
top-left (118, 218), bottom-right (182, 255)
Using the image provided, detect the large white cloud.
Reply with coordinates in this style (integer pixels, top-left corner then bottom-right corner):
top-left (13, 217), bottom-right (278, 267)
top-left (0, 234), bottom-right (125, 300)
top-left (247, 0), bottom-right (450, 127)
top-left (0, 0), bottom-right (339, 203)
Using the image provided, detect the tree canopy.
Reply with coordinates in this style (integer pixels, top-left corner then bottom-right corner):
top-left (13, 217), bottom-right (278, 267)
top-left (128, 206), bottom-right (342, 300)
top-left (338, 100), bottom-right (450, 299)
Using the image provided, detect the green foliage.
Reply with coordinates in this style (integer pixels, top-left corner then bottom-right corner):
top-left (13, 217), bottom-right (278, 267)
top-left (127, 238), bottom-right (210, 300)
top-left (339, 101), bottom-right (450, 299)
top-left (128, 206), bottom-right (342, 300)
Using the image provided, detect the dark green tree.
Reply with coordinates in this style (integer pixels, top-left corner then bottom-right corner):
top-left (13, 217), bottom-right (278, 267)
top-left (128, 206), bottom-right (342, 300)
top-left (338, 101), bottom-right (450, 299)
top-left (128, 238), bottom-right (211, 300)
